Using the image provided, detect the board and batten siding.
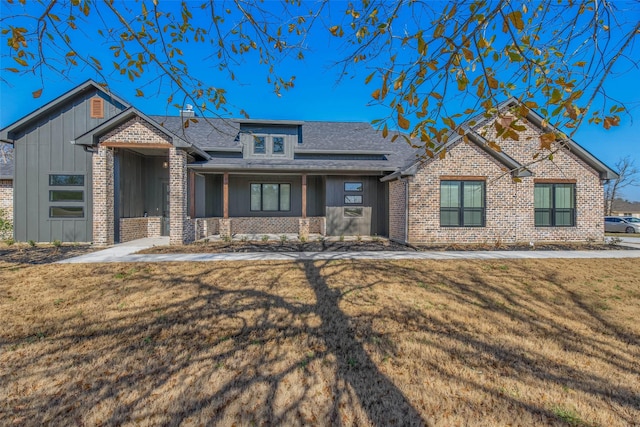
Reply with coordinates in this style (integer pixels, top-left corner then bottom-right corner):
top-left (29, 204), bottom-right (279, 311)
top-left (325, 175), bottom-right (388, 236)
top-left (12, 89), bottom-right (126, 242)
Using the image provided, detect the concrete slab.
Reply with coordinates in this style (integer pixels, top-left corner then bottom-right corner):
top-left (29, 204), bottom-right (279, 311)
top-left (58, 236), bottom-right (169, 263)
top-left (60, 247), bottom-right (640, 263)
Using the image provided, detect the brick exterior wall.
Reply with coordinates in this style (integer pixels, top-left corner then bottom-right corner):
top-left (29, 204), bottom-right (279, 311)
top-left (92, 147), bottom-right (114, 246)
top-left (169, 148), bottom-right (189, 245)
top-left (119, 216), bottom-right (163, 243)
top-left (299, 218), bottom-right (310, 239)
top-left (403, 116), bottom-right (605, 245)
top-left (229, 217), bottom-right (301, 234)
top-left (99, 117), bottom-right (171, 145)
top-left (308, 216), bottom-right (325, 235)
top-left (148, 217), bottom-right (162, 237)
top-left (119, 217), bottom-right (148, 242)
top-left (388, 179), bottom-right (407, 243)
top-left (0, 179), bottom-right (12, 239)
top-left (193, 217), bottom-right (220, 240)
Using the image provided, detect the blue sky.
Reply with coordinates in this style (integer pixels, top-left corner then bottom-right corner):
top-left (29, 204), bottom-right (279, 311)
top-left (1, 1), bottom-right (640, 199)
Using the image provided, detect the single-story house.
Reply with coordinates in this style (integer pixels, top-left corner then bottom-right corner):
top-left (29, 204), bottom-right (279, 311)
top-left (0, 80), bottom-right (618, 246)
top-left (610, 199), bottom-right (640, 218)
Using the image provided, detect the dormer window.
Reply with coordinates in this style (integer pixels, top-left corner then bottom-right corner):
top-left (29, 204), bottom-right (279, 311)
top-left (273, 137), bottom-right (284, 154)
top-left (247, 134), bottom-right (289, 158)
top-left (253, 136), bottom-right (266, 154)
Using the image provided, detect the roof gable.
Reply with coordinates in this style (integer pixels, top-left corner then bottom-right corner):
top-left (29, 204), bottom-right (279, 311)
top-left (0, 80), bottom-right (130, 141)
top-left (394, 98), bottom-right (618, 180)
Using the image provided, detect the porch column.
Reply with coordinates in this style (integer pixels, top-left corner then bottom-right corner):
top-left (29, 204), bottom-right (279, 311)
top-left (299, 173), bottom-right (310, 240)
top-left (301, 174), bottom-right (307, 219)
top-left (169, 148), bottom-right (188, 245)
top-left (220, 172), bottom-right (231, 238)
top-left (223, 172), bottom-right (229, 219)
top-left (92, 147), bottom-right (114, 246)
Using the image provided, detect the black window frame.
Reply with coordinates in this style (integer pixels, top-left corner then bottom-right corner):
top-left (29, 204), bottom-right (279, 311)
top-left (272, 136), bottom-right (285, 154)
top-left (49, 206), bottom-right (84, 218)
top-left (344, 195), bottom-right (363, 205)
top-left (250, 183), bottom-right (291, 212)
top-left (344, 207), bottom-right (364, 217)
top-left (534, 183), bottom-right (576, 227)
top-left (49, 190), bottom-right (84, 202)
top-left (344, 182), bottom-right (363, 192)
top-left (253, 136), bottom-right (266, 154)
top-left (49, 174), bottom-right (84, 186)
top-left (440, 180), bottom-right (486, 227)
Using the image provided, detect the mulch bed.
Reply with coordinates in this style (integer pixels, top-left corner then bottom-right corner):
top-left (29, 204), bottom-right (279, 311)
top-left (0, 245), bottom-right (96, 265)
top-left (139, 239), bottom-right (630, 254)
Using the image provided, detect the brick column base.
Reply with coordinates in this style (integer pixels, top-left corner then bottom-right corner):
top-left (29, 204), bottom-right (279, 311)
top-left (219, 218), bottom-right (231, 238)
top-left (299, 218), bottom-right (310, 240)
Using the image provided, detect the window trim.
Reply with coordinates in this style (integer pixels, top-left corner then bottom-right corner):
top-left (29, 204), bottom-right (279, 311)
top-left (534, 183), bottom-right (576, 227)
top-left (250, 183), bottom-right (291, 212)
top-left (440, 179), bottom-right (486, 227)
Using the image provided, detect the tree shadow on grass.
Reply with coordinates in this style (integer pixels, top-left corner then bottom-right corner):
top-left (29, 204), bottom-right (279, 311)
top-left (1, 259), bottom-right (639, 426)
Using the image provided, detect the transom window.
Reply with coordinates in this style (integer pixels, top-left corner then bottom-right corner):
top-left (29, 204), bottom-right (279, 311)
top-left (250, 183), bottom-right (291, 211)
top-left (535, 183), bottom-right (575, 227)
top-left (440, 180), bottom-right (485, 227)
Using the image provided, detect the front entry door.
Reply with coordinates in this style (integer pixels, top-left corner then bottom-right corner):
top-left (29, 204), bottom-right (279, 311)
top-left (161, 181), bottom-right (170, 236)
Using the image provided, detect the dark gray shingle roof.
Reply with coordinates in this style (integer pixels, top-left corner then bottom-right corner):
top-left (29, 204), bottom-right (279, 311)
top-left (148, 116), bottom-right (420, 169)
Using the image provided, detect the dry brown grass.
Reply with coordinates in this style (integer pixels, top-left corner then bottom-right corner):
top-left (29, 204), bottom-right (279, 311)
top-left (1, 258), bottom-right (639, 426)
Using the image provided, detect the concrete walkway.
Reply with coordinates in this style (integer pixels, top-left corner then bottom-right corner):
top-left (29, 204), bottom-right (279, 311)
top-left (58, 236), bottom-right (640, 263)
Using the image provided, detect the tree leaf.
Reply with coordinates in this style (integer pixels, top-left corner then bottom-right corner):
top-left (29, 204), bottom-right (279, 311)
top-left (32, 88), bottom-right (43, 98)
top-left (398, 114), bottom-right (410, 130)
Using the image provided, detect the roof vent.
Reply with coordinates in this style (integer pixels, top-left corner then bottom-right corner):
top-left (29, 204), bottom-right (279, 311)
top-left (180, 104), bottom-right (195, 118)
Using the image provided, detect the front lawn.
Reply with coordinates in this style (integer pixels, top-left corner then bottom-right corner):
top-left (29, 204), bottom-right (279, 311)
top-left (1, 259), bottom-right (638, 426)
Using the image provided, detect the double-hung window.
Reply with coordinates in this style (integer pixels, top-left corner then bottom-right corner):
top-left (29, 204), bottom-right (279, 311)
top-left (440, 180), bottom-right (485, 227)
top-left (250, 183), bottom-right (291, 212)
top-left (534, 183), bottom-right (575, 226)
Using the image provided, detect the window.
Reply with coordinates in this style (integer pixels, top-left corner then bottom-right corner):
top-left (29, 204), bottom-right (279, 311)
top-left (49, 174), bottom-right (84, 186)
top-left (273, 137), bottom-right (285, 154)
top-left (344, 195), bottom-right (363, 204)
top-left (440, 180), bottom-right (485, 227)
top-left (253, 136), bottom-right (266, 154)
top-left (344, 182), bottom-right (363, 192)
top-left (50, 206), bottom-right (84, 218)
top-left (344, 207), bottom-right (363, 217)
top-left (250, 183), bottom-right (291, 211)
top-left (535, 183), bottom-right (575, 226)
top-left (50, 190), bottom-right (83, 202)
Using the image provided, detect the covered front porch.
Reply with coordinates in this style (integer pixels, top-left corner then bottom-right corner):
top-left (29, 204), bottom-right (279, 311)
top-left (187, 172), bottom-right (388, 241)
